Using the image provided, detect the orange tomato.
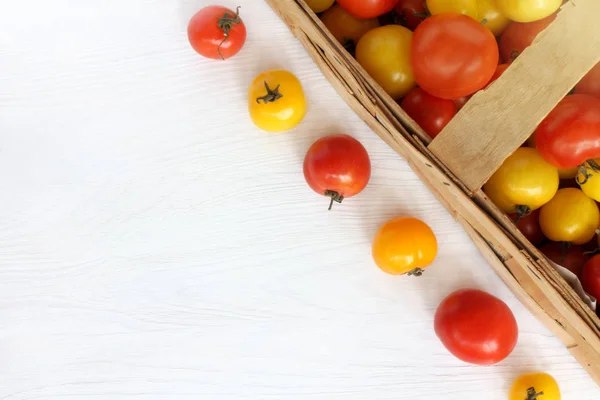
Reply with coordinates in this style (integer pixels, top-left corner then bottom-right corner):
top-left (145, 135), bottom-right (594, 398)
top-left (321, 4), bottom-right (380, 51)
top-left (372, 216), bottom-right (438, 275)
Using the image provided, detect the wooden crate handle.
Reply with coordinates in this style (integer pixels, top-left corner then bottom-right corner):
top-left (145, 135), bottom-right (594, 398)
top-left (427, 0), bottom-right (600, 195)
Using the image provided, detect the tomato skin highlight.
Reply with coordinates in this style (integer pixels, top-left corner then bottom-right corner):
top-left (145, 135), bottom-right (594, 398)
top-left (303, 134), bottom-right (371, 208)
top-left (534, 95), bottom-right (600, 169)
top-left (582, 255), bottom-right (600, 301)
top-left (400, 87), bottom-right (457, 138)
top-left (411, 13), bottom-right (499, 99)
top-left (187, 6), bottom-right (246, 60)
top-left (434, 289), bottom-right (518, 365)
top-left (495, 0), bottom-right (561, 23)
top-left (575, 62), bottom-right (600, 100)
top-left (499, 15), bottom-right (555, 63)
top-left (337, 0), bottom-right (400, 19)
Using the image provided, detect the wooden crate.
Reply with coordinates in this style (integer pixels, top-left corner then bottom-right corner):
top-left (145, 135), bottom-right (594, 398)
top-left (265, 0), bottom-right (600, 384)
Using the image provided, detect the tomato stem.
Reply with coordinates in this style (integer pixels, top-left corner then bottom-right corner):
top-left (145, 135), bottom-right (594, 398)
top-left (216, 6), bottom-right (242, 60)
top-left (407, 268), bottom-right (424, 277)
top-left (526, 387), bottom-right (544, 400)
top-left (577, 164), bottom-right (592, 185)
top-left (588, 159), bottom-right (600, 172)
top-left (324, 190), bottom-right (344, 211)
top-left (513, 205), bottom-right (531, 224)
top-left (256, 81), bottom-right (283, 104)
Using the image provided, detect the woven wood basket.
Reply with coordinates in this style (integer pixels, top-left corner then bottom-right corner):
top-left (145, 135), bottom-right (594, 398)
top-left (265, 0), bottom-right (600, 384)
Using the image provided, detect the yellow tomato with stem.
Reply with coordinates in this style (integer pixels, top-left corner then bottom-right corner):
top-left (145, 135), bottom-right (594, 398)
top-left (483, 147), bottom-right (559, 215)
top-left (356, 25), bottom-right (415, 99)
top-left (577, 159), bottom-right (600, 201)
top-left (509, 372), bottom-right (560, 400)
top-left (305, 0), bottom-right (335, 14)
top-left (426, 0), bottom-right (478, 19)
top-left (372, 216), bottom-right (438, 276)
top-left (477, 0), bottom-right (510, 36)
top-left (320, 4), bottom-right (380, 51)
top-left (248, 70), bottom-right (307, 133)
top-left (539, 188), bottom-right (600, 245)
top-left (495, 0), bottom-right (562, 23)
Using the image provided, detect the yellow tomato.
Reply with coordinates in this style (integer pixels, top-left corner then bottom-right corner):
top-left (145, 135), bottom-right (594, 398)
top-left (321, 4), bottom-right (380, 49)
top-left (248, 70), bottom-right (307, 133)
top-left (477, 0), bottom-right (510, 36)
top-left (539, 188), bottom-right (600, 245)
top-left (483, 147), bottom-right (559, 214)
top-left (426, 0), bottom-right (478, 19)
top-left (305, 0), bottom-right (335, 14)
top-left (559, 167), bottom-right (578, 179)
top-left (578, 159), bottom-right (600, 201)
top-left (509, 372), bottom-right (561, 400)
top-left (372, 216), bottom-right (438, 276)
top-left (495, 0), bottom-right (562, 23)
top-left (356, 25), bottom-right (415, 99)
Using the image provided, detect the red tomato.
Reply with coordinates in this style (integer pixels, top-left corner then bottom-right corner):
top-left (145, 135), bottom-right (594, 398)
top-left (188, 6), bottom-right (246, 60)
top-left (483, 63), bottom-right (510, 90)
top-left (499, 15), bottom-right (555, 63)
top-left (581, 255), bottom-right (600, 300)
top-left (411, 13), bottom-right (499, 99)
top-left (575, 62), bottom-right (600, 100)
top-left (395, 0), bottom-right (427, 30)
top-left (534, 95), bottom-right (600, 169)
top-left (337, 0), bottom-right (400, 19)
top-left (304, 134), bottom-right (371, 210)
top-left (509, 209), bottom-right (545, 246)
top-left (540, 242), bottom-right (590, 276)
top-left (400, 87), bottom-right (457, 138)
top-left (453, 96), bottom-right (470, 110)
top-left (435, 289), bottom-right (518, 365)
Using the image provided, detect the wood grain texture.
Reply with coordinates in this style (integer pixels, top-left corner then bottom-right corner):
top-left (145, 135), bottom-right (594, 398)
top-left (1, 0), bottom-right (599, 399)
top-left (428, 0), bottom-right (600, 193)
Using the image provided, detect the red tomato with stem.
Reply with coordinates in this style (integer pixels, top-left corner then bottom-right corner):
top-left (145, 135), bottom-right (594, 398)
top-left (337, 0), bottom-right (400, 19)
top-left (540, 242), bottom-right (590, 276)
top-left (304, 134), bottom-right (371, 210)
top-left (187, 6), bottom-right (246, 60)
top-left (534, 94), bottom-right (600, 169)
top-left (400, 87), bottom-right (457, 138)
top-left (499, 14), bottom-right (555, 63)
top-left (395, 0), bottom-right (428, 30)
top-left (575, 62), bottom-right (600, 100)
top-left (509, 209), bottom-right (545, 246)
top-left (581, 255), bottom-right (600, 300)
top-left (411, 13), bottom-right (499, 99)
top-left (435, 289), bottom-right (518, 365)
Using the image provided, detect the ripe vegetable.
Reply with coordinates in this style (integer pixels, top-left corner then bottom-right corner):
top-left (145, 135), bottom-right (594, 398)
top-left (499, 15), bottom-right (555, 63)
top-left (248, 70), bottom-right (307, 133)
top-left (559, 167), bottom-right (578, 180)
top-left (395, 0), bottom-right (427, 31)
top-left (305, 0), bottom-right (335, 13)
top-left (453, 96), bottom-right (470, 110)
top-left (510, 209), bottom-right (545, 246)
top-left (539, 188), bottom-right (600, 245)
top-left (321, 5), bottom-right (380, 52)
top-left (483, 147), bottom-right (559, 215)
top-left (337, 0), bottom-right (400, 19)
top-left (575, 62), bottom-right (600, 99)
top-left (356, 25), bottom-right (415, 99)
top-left (477, 0), bottom-right (510, 36)
top-left (483, 63), bottom-right (510, 89)
top-left (400, 87), bottom-right (457, 138)
top-left (540, 242), bottom-right (590, 276)
top-left (187, 6), bottom-right (246, 60)
top-left (577, 159), bottom-right (600, 201)
top-left (435, 289), bottom-right (518, 365)
top-left (411, 13), bottom-right (499, 99)
top-left (426, 0), bottom-right (478, 19)
top-left (372, 217), bottom-right (437, 275)
top-left (509, 372), bottom-right (561, 400)
top-left (303, 134), bottom-right (371, 209)
top-left (534, 95), bottom-right (600, 169)
top-left (495, 0), bottom-right (562, 23)
top-left (582, 255), bottom-right (600, 301)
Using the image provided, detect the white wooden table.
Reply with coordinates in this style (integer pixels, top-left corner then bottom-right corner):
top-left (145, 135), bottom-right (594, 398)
top-left (1, 1), bottom-right (597, 398)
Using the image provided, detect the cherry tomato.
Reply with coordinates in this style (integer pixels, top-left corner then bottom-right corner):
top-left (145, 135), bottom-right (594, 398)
top-left (453, 96), bottom-right (470, 110)
top-left (337, 0), bottom-right (400, 19)
top-left (372, 217), bottom-right (437, 275)
top-left (426, 0), bottom-right (478, 19)
top-left (411, 13), bottom-right (499, 99)
top-left (477, 0), bottom-right (510, 36)
top-left (540, 242), bottom-right (590, 276)
top-left (187, 6), bottom-right (246, 60)
top-left (499, 15), bottom-right (555, 63)
top-left (483, 63), bottom-right (510, 89)
top-left (539, 188), bottom-right (600, 245)
top-left (483, 147), bottom-right (559, 214)
top-left (559, 167), bottom-right (578, 179)
top-left (509, 372), bottom-right (561, 400)
top-left (395, 0), bottom-right (427, 31)
top-left (435, 289), bottom-right (518, 365)
top-left (356, 25), bottom-right (415, 99)
top-left (305, 0), bottom-right (335, 13)
top-left (577, 159), bottom-right (600, 201)
top-left (582, 255), bottom-right (600, 300)
top-left (495, 0), bottom-right (561, 23)
top-left (400, 87), bottom-right (457, 138)
top-left (575, 62), bottom-right (600, 99)
top-left (303, 134), bottom-right (371, 209)
top-left (510, 209), bottom-right (545, 246)
top-left (248, 70), bottom-right (307, 133)
top-left (534, 95), bottom-right (600, 169)
top-left (321, 4), bottom-right (380, 52)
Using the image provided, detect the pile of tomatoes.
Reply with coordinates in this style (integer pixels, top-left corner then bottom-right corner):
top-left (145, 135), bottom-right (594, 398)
top-left (182, 1), bottom-right (599, 397)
